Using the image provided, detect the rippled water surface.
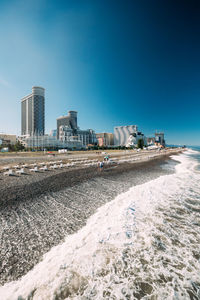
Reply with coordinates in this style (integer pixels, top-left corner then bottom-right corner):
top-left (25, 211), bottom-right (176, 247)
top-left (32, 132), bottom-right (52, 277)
top-left (1, 150), bottom-right (200, 300)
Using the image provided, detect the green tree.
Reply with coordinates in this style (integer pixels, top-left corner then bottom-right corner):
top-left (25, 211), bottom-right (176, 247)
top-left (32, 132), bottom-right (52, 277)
top-left (8, 141), bottom-right (25, 152)
top-left (137, 139), bottom-right (144, 149)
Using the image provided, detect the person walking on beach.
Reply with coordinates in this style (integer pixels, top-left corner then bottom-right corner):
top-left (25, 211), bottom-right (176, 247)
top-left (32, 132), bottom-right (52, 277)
top-left (98, 161), bottom-right (104, 171)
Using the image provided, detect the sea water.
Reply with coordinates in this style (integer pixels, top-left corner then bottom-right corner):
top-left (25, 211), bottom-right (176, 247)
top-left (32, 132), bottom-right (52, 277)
top-left (0, 149), bottom-right (200, 299)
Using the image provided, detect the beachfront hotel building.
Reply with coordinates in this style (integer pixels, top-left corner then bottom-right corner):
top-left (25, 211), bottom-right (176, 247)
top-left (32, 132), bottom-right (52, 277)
top-left (49, 129), bottom-right (57, 137)
top-left (155, 132), bottom-right (165, 147)
top-left (18, 134), bottom-right (84, 150)
top-left (57, 111), bottom-right (97, 147)
top-left (21, 86), bottom-right (45, 136)
top-left (114, 125), bottom-right (138, 146)
top-left (114, 125), bottom-right (147, 147)
top-left (147, 137), bottom-right (156, 145)
top-left (96, 133), bottom-right (114, 147)
top-left (0, 134), bottom-right (16, 146)
top-left (59, 127), bottom-right (96, 146)
top-left (57, 111), bottom-right (78, 139)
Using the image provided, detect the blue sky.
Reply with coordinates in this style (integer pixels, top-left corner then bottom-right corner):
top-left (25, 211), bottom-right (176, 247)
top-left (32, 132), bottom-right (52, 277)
top-left (0, 0), bottom-right (200, 145)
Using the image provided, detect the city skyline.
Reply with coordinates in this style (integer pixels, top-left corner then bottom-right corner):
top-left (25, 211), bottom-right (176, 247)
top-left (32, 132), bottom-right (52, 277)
top-left (0, 0), bottom-right (200, 145)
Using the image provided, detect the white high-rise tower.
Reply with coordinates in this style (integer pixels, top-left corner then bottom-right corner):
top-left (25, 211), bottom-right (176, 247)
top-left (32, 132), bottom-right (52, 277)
top-left (21, 86), bottom-right (45, 136)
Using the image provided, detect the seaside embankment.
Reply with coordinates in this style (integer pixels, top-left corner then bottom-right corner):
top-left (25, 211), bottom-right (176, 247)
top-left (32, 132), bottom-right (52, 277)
top-left (0, 148), bottom-right (182, 285)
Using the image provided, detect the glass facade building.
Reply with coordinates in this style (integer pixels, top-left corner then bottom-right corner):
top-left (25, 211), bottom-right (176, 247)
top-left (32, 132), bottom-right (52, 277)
top-left (21, 86), bottom-right (45, 136)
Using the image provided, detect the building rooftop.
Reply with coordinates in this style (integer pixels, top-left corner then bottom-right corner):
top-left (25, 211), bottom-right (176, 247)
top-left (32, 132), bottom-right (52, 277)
top-left (114, 125), bottom-right (137, 128)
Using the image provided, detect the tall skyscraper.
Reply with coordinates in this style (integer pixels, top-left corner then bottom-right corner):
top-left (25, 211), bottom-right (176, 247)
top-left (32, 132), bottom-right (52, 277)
top-left (21, 86), bottom-right (45, 136)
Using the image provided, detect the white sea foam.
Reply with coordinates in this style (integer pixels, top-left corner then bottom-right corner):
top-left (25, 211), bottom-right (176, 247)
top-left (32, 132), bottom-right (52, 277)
top-left (1, 150), bottom-right (200, 299)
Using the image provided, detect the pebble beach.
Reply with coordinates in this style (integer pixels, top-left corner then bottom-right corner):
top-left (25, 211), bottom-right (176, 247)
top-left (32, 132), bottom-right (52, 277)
top-left (0, 148), bottom-right (182, 287)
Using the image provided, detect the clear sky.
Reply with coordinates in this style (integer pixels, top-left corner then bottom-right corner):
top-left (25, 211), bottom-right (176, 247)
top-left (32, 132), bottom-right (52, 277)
top-left (0, 0), bottom-right (200, 145)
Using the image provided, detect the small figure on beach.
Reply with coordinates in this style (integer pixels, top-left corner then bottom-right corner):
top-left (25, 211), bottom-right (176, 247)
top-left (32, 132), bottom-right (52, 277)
top-left (104, 155), bottom-right (110, 162)
top-left (98, 161), bottom-right (104, 171)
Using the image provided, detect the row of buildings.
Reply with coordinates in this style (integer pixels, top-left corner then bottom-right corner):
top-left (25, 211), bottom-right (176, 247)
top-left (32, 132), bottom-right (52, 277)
top-left (0, 86), bottom-right (165, 150)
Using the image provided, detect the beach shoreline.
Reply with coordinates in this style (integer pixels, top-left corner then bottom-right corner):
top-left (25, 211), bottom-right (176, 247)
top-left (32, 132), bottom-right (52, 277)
top-left (0, 148), bottom-right (183, 285)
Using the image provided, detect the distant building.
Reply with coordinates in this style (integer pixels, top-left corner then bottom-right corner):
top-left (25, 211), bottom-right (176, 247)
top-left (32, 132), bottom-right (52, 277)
top-left (147, 137), bottom-right (156, 145)
top-left (57, 111), bottom-right (97, 146)
top-left (114, 125), bottom-right (148, 148)
top-left (49, 129), bottom-right (57, 137)
top-left (59, 126), bottom-right (96, 146)
top-left (18, 135), bottom-right (84, 150)
top-left (21, 86), bottom-right (45, 136)
top-left (126, 132), bottom-right (147, 148)
top-left (0, 134), bottom-right (16, 146)
top-left (114, 125), bottom-right (138, 146)
top-left (57, 111), bottom-right (77, 139)
top-left (155, 132), bottom-right (165, 147)
top-left (96, 133), bottom-right (114, 147)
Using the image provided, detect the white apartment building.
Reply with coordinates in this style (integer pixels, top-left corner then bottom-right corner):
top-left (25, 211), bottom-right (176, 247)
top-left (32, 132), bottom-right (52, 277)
top-left (114, 125), bottom-right (147, 147)
top-left (114, 125), bottom-right (138, 146)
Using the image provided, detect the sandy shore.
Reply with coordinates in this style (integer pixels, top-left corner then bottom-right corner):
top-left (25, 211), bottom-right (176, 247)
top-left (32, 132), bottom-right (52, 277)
top-left (0, 148), bottom-right (183, 285)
